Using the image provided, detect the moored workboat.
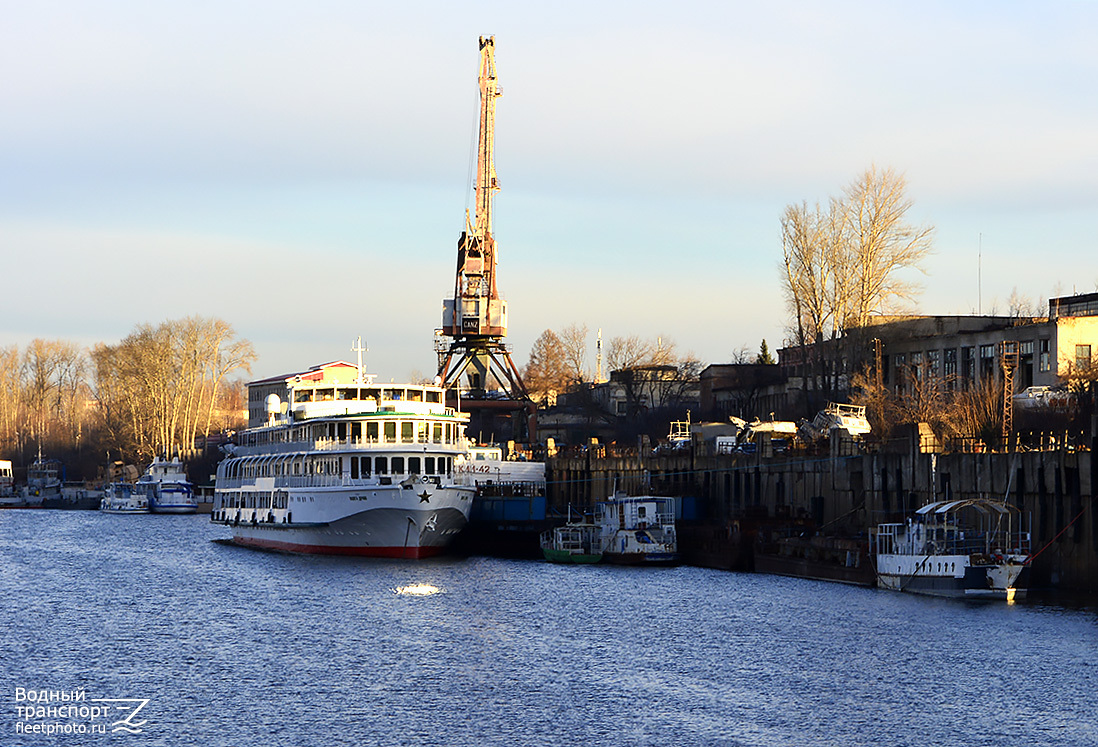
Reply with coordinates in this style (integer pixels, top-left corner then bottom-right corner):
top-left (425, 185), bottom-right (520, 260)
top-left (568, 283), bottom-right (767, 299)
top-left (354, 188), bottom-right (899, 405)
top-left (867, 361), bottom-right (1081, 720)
top-left (455, 444), bottom-right (549, 557)
top-left (597, 493), bottom-right (679, 565)
top-left (212, 360), bottom-right (476, 558)
top-left (540, 521), bottom-right (602, 564)
top-left (873, 498), bottom-right (1030, 601)
top-left (22, 457), bottom-right (62, 508)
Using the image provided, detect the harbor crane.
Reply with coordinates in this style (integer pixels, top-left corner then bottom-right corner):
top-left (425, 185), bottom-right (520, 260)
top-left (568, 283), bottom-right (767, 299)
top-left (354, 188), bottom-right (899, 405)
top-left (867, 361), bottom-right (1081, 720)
top-left (435, 37), bottom-right (533, 440)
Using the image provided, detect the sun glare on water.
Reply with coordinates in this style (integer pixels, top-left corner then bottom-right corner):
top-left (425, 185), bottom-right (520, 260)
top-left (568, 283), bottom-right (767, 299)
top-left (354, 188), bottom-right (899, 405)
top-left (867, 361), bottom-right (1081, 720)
top-left (394, 583), bottom-right (441, 596)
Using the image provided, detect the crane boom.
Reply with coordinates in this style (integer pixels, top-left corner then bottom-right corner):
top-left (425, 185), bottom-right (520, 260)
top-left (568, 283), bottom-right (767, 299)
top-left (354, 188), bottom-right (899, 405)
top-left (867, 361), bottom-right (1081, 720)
top-left (444, 35), bottom-right (506, 338)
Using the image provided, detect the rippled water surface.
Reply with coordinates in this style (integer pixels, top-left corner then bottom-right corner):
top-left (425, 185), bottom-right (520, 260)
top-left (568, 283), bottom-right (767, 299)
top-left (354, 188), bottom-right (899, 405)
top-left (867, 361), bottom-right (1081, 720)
top-left (2, 510), bottom-right (1096, 746)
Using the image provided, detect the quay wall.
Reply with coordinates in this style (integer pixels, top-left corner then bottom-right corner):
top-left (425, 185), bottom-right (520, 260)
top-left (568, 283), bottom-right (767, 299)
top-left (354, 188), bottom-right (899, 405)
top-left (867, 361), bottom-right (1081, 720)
top-left (547, 443), bottom-right (1097, 591)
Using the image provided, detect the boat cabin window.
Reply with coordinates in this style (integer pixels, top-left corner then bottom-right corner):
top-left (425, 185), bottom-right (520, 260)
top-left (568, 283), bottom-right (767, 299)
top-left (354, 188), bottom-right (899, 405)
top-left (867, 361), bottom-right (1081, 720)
top-left (417, 422), bottom-right (429, 443)
top-left (408, 389), bottom-right (423, 402)
top-left (401, 422), bottom-right (414, 443)
top-left (375, 457), bottom-right (388, 475)
top-left (426, 390), bottom-right (441, 404)
top-left (433, 424), bottom-right (443, 444)
top-left (391, 457), bottom-right (405, 475)
top-left (350, 457), bottom-right (358, 480)
top-left (296, 390), bottom-right (313, 403)
top-left (366, 422), bottom-right (379, 442)
top-left (337, 388), bottom-right (356, 400)
top-left (362, 388), bottom-right (380, 400)
top-left (383, 388), bottom-right (404, 401)
top-left (384, 422), bottom-right (396, 443)
top-left (408, 457), bottom-right (421, 474)
top-left (425, 457), bottom-right (435, 474)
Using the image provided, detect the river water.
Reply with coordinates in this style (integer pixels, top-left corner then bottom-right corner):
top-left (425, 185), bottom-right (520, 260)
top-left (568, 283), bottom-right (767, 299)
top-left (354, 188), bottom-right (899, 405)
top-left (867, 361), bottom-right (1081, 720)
top-left (1, 510), bottom-right (1095, 747)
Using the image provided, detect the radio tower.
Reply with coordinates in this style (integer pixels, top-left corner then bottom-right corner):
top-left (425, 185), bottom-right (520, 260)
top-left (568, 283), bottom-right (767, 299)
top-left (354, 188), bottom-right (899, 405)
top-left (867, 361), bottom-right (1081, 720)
top-left (436, 37), bottom-right (532, 440)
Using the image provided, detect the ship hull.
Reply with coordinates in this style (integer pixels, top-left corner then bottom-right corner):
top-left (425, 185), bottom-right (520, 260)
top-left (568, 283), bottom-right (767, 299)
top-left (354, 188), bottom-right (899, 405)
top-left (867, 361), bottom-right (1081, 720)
top-left (876, 554), bottom-right (1027, 600)
top-left (226, 505), bottom-right (468, 557)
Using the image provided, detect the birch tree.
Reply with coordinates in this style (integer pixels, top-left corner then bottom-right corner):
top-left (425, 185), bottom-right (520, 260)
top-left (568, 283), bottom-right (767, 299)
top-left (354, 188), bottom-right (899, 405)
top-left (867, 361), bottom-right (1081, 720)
top-left (780, 166), bottom-right (933, 341)
top-left (93, 317), bottom-right (254, 461)
top-left (841, 166), bottom-right (934, 327)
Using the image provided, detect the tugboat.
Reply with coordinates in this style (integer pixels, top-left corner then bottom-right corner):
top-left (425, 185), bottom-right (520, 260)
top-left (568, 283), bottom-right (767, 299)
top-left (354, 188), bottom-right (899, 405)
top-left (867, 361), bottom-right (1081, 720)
top-left (24, 456), bottom-right (61, 508)
top-left (597, 493), bottom-right (679, 565)
top-left (0, 460), bottom-right (23, 508)
top-left (873, 498), bottom-right (1030, 601)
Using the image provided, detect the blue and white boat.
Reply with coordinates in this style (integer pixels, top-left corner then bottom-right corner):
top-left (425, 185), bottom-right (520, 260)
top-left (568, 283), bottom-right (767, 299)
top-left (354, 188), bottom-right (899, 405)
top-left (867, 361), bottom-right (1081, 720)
top-left (137, 457), bottom-right (196, 514)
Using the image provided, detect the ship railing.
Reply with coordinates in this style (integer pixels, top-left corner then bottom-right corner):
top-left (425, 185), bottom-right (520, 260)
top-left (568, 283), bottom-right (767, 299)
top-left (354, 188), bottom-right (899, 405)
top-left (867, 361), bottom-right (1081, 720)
top-left (312, 436), bottom-right (451, 451)
top-left (474, 480), bottom-right (545, 498)
top-left (929, 534), bottom-right (1032, 557)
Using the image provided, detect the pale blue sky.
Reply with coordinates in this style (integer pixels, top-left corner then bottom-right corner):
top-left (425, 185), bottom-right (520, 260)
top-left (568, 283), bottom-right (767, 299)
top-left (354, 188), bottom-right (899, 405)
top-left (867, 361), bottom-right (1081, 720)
top-left (2, 1), bottom-right (1096, 380)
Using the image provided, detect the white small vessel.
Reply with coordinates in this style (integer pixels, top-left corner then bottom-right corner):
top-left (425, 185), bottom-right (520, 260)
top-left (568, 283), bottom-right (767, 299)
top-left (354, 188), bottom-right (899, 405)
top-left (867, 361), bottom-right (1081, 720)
top-left (0, 459), bottom-right (24, 508)
top-left (99, 483), bottom-right (150, 514)
top-left (874, 498), bottom-right (1030, 601)
top-left (137, 457), bottom-right (196, 514)
top-left (597, 493), bottom-right (679, 565)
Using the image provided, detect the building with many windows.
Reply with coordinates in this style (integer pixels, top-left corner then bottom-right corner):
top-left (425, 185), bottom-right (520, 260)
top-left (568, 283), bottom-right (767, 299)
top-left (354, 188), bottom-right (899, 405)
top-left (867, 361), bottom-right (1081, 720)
top-left (761, 292), bottom-right (1098, 418)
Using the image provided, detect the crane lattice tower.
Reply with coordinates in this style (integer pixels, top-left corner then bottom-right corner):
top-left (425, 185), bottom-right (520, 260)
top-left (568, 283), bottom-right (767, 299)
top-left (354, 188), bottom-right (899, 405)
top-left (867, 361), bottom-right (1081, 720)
top-left (436, 36), bottom-right (528, 403)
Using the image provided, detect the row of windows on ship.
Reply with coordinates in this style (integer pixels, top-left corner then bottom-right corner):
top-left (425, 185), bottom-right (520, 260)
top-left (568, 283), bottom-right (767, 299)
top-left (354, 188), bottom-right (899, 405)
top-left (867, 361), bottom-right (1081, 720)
top-left (220, 454), bottom-right (457, 481)
top-left (249, 386), bottom-right (445, 405)
top-left (238, 419), bottom-right (464, 448)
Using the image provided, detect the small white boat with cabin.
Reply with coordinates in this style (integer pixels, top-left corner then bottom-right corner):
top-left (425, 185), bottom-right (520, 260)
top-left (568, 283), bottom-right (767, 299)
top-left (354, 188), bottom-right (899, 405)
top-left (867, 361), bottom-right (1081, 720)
top-left (873, 498), bottom-right (1030, 601)
top-left (100, 483), bottom-right (150, 514)
top-left (597, 493), bottom-right (679, 565)
top-left (0, 459), bottom-right (24, 508)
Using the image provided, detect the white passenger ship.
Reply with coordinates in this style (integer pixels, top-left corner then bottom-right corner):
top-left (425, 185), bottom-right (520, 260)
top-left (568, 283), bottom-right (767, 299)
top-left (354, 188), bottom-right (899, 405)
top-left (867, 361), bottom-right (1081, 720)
top-left (212, 361), bottom-right (476, 558)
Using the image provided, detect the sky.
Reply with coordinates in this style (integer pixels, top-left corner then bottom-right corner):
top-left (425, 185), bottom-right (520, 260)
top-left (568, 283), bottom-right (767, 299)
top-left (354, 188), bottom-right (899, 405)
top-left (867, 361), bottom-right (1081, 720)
top-left (2, 1), bottom-right (1097, 382)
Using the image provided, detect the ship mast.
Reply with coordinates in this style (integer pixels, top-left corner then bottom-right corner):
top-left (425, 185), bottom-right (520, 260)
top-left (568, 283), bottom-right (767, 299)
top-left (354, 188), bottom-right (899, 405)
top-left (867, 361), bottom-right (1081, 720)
top-left (437, 37), bottom-right (529, 413)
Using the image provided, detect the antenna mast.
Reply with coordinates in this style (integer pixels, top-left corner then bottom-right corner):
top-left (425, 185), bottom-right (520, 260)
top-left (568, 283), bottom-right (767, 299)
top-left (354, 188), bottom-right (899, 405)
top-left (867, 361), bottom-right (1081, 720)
top-left (351, 336), bottom-right (367, 384)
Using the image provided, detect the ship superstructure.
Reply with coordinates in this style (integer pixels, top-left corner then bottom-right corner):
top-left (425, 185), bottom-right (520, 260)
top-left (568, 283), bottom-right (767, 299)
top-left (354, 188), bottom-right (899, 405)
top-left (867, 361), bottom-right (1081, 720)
top-left (212, 360), bottom-right (476, 557)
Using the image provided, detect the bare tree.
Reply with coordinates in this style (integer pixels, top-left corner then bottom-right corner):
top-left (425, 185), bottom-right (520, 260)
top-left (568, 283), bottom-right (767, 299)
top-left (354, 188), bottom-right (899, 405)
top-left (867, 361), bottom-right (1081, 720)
top-left (841, 166), bottom-right (934, 327)
top-left (0, 346), bottom-right (23, 451)
top-left (781, 167), bottom-right (933, 338)
top-left (1007, 287), bottom-right (1043, 318)
top-left (781, 200), bottom-right (837, 347)
top-left (21, 339), bottom-right (87, 450)
top-left (558, 323), bottom-right (589, 383)
top-left (607, 335), bottom-right (656, 371)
